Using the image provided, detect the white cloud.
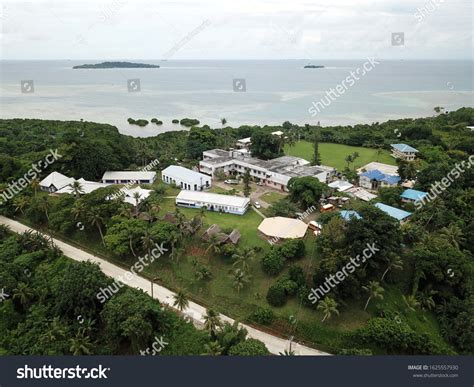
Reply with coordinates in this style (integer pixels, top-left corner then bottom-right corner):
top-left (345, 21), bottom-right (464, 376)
top-left (0, 0), bottom-right (472, 59)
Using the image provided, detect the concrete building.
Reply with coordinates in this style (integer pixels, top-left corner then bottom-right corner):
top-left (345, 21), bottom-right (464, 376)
top-left (357, 162), bottom-right (399, 176)
top-left (345, 187), bottom-right (377, 202)
top-left (161, 165), bottom-right (211, 191)
top-left (328, 180), bottom-right (354, 192)
top-left (359, 170), bottom-right (400, 191)
top-left (391, 144), bottom-right (418, 161)
top-left (236, 137), bottom-right (252, 149)
top-left (199, 149), bottom-right (336, 192)
top-left (101, 171), bottom-right (157, 185)
top-left (175, 190), bottom-right (250, 215)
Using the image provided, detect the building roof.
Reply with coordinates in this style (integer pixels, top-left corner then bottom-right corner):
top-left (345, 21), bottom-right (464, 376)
top-left (176, 190), bottom-right (250, 208)
top-left (102, 171), bottom-right (156, 181)
top-left (39, 172), bottom-right (75, 190)
top-left (345, 187), bottom-right (377, 202)
top-left (272, 131), bottom-right (284, 136)
top-left (236, 137), bottom-right (252, 144)
top-left (121, 187), bottom-right (152, 205)
top-left (328, 180), bottom-right (354, 192)
top-left (391, 143), bottom-right (418, 153)
top-left (357, 162), bottom-right (399, 176)
top-left (227, 229), bottom-right (241, 244)
top-left (258, 217), bottom-right (308, 239)
top-left (375, 203), bottom-right (412, 221)
top-left (162, 165), bottom-right (209, 184)
top-left (340, 210), bottom-right (362, 221)
top-left (55, 178), bottom-right (110, 195)
top-left (400, 189), bottom-right (428, 201)
top-left (360, 169), bottom-right (400, 184)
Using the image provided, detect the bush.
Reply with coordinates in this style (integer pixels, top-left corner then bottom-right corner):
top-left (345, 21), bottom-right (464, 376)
top-left (281, 279), bottom-right (299, 296)
top-left (228, 339), bottom-right (270, 356)
top-left (172, 119), bottom-right (179, 124)
top-left (261, 248), bottom-right (286, 275)
top-left (280, 239), bottom-right (305, 260)
top-left (249, 307), bottom-right (275, 326)
top-left (288, 265), bottom-right (306, 287)
top-left (266, 282), bottom-right (287, 307)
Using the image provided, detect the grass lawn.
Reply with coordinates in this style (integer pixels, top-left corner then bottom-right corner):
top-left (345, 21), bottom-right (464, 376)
top-left (285, 141), bottom-right (396, 170)
top-left (260, 192), bottom-right (286, 204)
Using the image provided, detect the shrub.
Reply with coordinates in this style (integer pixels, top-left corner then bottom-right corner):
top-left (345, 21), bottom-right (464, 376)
top-left (281, 279), bottom-right (299, 296)
top-left (288, 265), bottom-right (306, 287)
top-left (261, 248), bottom-right (286, 275)
top-left (266, 282), bottom-right (286, 307)
top-left (228, 339), bottom-right (270, 356)
top-left (280, 239), bottom-right (305, 260)
top-left (249, 307), bottom-right (275, 326)
top-left (172, 119), bottom-right (179, 124)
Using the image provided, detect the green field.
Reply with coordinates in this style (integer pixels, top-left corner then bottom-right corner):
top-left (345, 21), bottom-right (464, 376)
top-left (285, 141), bottom-right (396, 170)
top-left (260, 192), bottom-right (286, 204)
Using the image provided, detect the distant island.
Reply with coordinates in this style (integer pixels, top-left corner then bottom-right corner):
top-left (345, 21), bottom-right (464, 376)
top-left (304, 65), bottom-right (325, 69)
top-left (73, 61), bottom-right (160, 69)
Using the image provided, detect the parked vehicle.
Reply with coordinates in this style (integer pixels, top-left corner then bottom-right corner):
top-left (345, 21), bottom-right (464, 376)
top-left (224, 179), bottom-right (239, 185)
top-left (256, 181), bottom-right (264, 186)
top-left (253, 201), bottom-right (261, 209)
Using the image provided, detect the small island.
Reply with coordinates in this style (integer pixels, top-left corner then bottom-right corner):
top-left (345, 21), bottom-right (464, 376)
top-left (73, 61), bottom-right (160, 69)
top-left (304, 65), bottom-right (325, 69)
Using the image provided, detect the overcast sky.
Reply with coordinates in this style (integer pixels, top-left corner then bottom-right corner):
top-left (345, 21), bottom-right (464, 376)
top-left (1, 0), bottom-right (472, 60)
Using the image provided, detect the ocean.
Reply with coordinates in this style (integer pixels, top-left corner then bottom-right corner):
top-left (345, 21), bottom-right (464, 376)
top-left (0, 59), bottom-right (472, 137)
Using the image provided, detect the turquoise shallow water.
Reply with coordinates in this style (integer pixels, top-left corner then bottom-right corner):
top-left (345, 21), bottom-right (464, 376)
top-left (0, 59), bottom-right (472, 137)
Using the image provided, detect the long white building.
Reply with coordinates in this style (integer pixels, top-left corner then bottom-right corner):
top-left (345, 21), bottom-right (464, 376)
top-left (199, 149), bottom-right (336, 192)
top-left (175, 190), bottom-right (250, 215)
top-left (161, 165), bottom-right (211, 191)
top-left (101, 171), bottom-right (157, 185)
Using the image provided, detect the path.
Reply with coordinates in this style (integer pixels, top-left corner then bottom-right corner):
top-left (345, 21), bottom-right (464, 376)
top-left (0, 216), bottom-right (330, 356)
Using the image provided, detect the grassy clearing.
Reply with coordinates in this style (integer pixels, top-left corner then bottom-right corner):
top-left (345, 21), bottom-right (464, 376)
top-left (285, 141), bottom-right (396, 170)
top-left (260, 192), bottom-right (286, 204)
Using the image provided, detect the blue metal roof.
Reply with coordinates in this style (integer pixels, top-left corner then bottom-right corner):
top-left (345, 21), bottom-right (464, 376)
top-left (340, 210), bottom-right (362, 221)
top-left (400, 189), bottom-right (428, 201)
top-left (360, 170), bottom-right (385, 180)
top-left (391, 143), bottom-right (418, 153)
top-left (360, 169), bottom-right (400, 185)
top-left (375, 203), bottom-right (412, 221)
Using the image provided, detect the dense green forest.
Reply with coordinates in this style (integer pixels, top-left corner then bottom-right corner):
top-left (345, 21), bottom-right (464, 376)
top-left (0, 108), bottom-right (472, 355)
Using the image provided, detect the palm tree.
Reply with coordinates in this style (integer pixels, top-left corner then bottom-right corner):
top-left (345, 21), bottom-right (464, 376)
top-left (132, 192), bottom-right (142, 217)
top-left (13, 196), bottom-right (30, 214)
top-left (69, 180), bottom-right (84, 199)
top-left (232, 268), bottom-right (251, 294)
top-left (87, 209), bottom-right (106, 247)
top-left (202, 341), bottom-right (223, 356)
top-left (13, 282), bottom-right (35, 308)
top-left (30, 178), bottom-right (40, 197)
top-left (232, 247), bottom-right (255, 272)
top-left (39, 196), bottom-right (50, 221)
top-left (69, 330), bottom-right (94, 355)
top-left (118, 204), bottom-right (134, 219)
top-left (403, 294), bottom-right (420, 312)
top-left (126, 228), bottom-right (137, 257)
top-left (205, 234), bottom-right (222, 255)
top-left (71, 201), bottom-right (87, 221)
top-left (439, 225), bottom-right (465, 249)
top-left (173, 290), bottom-right (189, 312)
top-left (316, 297), bottom-right (339, 322)
top-left (141, 231), bottom-right (155, 256)
top-left (203, 309), bottom-right (222, 337)
top-left (416, 290), bottom-right (437, 311)
top-left (363, 281), bottom-right (384, 311)
top-left (381, 254), bottom-right (403, 281)
top-left (279, 349), bottom-right (296, 356)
